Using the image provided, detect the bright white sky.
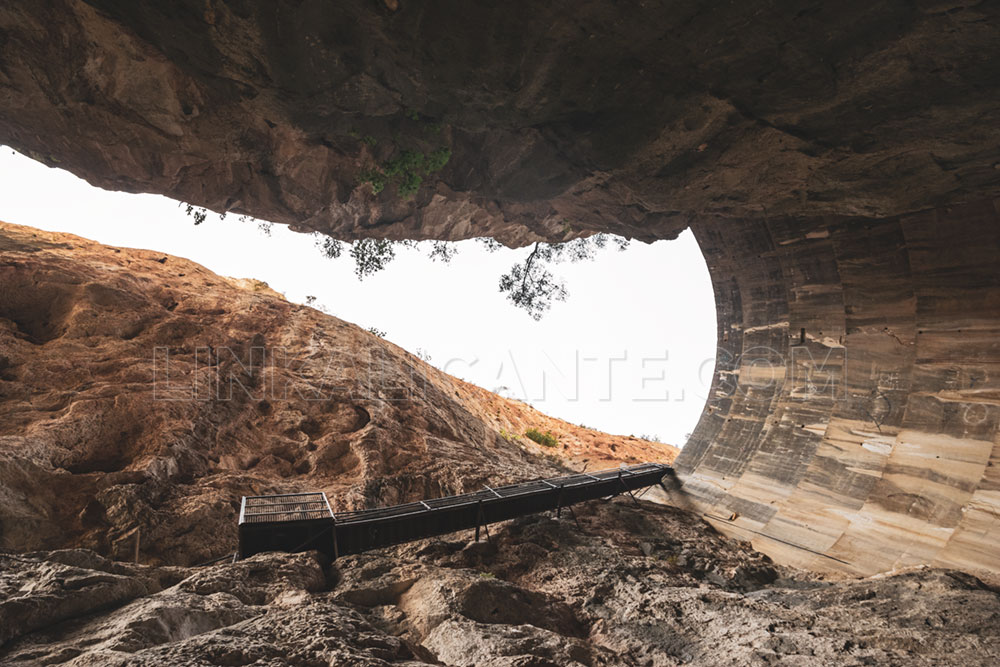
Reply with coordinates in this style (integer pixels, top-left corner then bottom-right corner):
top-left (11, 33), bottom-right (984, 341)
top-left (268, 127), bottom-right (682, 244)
top-left (0, 147), bottom-right (716, 445)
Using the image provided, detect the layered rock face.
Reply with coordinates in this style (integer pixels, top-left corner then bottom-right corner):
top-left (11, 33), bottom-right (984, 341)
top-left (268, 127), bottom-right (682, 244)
top-left (676, 201), bottom-right (1000, 575)
top-left (0, 0), bottom-right (999, 577)
top-left (0, 221), bottom-right (675, 566)
top-left (4, 500), bottom-right (1000, 666)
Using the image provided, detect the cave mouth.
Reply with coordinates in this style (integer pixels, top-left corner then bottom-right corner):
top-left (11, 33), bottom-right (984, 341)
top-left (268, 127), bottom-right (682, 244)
top-left (0, 146), bottom-right (716, 448)
top-left (5, 141), bottom-right (1000, 578)
top-left (0, 0), bottom-right (996, 586)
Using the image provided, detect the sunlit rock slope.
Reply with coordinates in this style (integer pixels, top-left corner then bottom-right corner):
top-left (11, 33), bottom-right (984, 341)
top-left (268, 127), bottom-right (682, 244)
top-left (0, 221), bottom-right (675, 566)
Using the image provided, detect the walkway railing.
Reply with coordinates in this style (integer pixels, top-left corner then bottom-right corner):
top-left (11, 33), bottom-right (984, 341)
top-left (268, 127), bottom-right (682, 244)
top-left (238, 463), bottom-right (671, 560)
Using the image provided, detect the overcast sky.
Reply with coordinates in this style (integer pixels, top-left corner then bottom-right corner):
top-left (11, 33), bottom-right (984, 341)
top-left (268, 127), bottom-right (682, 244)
top-left (0, 147), bottom-right (716, 445)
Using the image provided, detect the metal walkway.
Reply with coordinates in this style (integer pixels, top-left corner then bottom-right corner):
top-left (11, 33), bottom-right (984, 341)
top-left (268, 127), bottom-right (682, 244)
top-left (238, 462), bottom-right (670, 560)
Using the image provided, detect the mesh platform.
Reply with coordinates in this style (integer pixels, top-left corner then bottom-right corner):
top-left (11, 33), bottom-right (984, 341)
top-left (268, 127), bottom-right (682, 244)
top-left (239, 492), bottom-right (333, 525)
top-left (238, 492), bottom-right (335, 559)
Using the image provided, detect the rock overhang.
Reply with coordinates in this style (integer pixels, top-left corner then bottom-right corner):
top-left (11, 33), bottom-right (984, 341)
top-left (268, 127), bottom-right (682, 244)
top-left (0, 0), bottom-right (998, 574)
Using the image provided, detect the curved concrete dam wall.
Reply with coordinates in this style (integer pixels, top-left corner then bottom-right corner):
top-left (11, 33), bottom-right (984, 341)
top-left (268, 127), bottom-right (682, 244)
top-left (678, 201), bottom-right (1000, 575)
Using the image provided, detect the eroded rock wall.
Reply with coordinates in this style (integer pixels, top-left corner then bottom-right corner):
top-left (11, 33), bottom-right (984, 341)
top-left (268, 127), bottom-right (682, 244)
top-left (677, 200), bottom-right (1000, 575)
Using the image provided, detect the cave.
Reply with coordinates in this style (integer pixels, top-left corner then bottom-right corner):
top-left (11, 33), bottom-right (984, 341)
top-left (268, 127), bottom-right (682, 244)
top-left (3, 0), bottom-right (995, 576)
top-left (1, 0), bottom-right (999, 663)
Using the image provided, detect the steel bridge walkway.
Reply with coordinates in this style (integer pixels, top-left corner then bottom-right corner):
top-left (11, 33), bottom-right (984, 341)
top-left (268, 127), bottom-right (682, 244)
top-left (238, 462), bottom-right (670, 560)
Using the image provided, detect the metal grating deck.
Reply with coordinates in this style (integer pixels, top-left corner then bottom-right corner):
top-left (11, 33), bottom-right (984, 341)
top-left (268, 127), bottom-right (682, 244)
top-left (239, 492), bottom-right (333, 525)
top-left (237, 492), bottom-right (335, 559)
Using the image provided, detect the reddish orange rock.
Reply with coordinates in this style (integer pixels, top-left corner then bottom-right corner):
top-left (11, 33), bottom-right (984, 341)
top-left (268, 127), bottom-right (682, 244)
top-left (0, 221), bottom-right (675, 565)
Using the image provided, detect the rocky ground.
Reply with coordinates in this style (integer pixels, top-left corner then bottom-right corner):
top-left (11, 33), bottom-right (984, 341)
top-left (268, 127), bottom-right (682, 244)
top-left (3, 498), bottom-right (999, 666)
top-left (0, 221), bottom-right (674, 567)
